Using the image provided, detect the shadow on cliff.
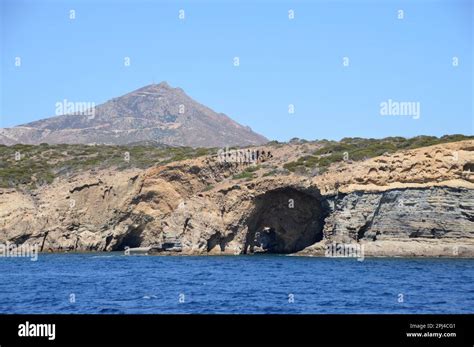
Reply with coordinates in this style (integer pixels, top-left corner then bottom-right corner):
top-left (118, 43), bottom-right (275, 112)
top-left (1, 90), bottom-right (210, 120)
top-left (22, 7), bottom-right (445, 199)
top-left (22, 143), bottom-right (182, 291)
top-left (244, 187), bottom-right (329, 254)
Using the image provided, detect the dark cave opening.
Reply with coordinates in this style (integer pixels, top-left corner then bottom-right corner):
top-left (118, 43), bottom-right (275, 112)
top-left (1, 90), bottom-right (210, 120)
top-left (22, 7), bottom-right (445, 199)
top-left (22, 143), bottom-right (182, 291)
top-left (463, 162), bottom-right (474, 172)
top-left (112, 225), bottom-right (144, 251)
top-left (244, 187), bottom-right (327, 254)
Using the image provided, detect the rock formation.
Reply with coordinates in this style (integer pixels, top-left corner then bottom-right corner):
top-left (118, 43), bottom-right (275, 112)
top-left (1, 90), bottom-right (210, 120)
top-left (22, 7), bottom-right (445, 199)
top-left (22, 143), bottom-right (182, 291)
top-left (1, 140), bottom-right (473, 257)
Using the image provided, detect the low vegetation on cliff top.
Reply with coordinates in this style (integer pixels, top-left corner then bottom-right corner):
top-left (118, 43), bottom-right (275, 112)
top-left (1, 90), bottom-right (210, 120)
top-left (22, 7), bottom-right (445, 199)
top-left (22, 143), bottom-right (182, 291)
top-left (0, 135), bottom-right (472, 189)
top-left (0, 144), bottom-right (214, 188)
top-left (282, 134), bottom-right (474, 174)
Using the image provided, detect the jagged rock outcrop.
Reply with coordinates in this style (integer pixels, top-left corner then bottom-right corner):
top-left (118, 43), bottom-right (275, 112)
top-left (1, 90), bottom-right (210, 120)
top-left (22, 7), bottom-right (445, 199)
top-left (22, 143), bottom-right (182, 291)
top-left (0, 169), bottom-right (144, 251)
top-left (324, 187), bottom-right (474, 242)
top-left (0, 140), bottom-right (473, 257)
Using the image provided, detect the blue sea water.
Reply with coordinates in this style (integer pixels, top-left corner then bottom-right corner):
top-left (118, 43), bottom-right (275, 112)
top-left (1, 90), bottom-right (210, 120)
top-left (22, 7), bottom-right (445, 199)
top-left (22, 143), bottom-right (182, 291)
top-left (0, 254), bottom-right (472, 314)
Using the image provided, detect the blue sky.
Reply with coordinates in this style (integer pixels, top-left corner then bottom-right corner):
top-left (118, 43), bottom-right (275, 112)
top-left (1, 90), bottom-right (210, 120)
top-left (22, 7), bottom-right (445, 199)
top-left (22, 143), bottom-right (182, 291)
top-left (1, 0), bottom-right (472, 141)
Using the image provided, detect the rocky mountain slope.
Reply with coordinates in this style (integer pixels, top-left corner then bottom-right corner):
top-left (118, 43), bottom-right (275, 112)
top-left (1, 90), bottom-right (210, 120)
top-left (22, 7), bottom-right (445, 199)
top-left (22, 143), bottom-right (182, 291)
top-left (1, 137), bottom-right (473, 257)
top-left (0, 82), bottom-right (268, 147)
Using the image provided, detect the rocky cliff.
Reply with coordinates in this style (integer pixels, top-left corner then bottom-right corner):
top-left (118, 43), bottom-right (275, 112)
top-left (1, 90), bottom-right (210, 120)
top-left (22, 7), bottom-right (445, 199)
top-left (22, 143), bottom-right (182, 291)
top-left (1, 139), bottom-right (473, 257)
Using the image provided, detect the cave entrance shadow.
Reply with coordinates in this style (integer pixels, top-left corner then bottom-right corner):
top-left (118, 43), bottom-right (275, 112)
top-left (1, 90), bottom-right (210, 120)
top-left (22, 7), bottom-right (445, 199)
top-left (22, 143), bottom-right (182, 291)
top-left (112, 225), bottom-right (144, 251)
top-left (244, 187), bottom-right (327, 254)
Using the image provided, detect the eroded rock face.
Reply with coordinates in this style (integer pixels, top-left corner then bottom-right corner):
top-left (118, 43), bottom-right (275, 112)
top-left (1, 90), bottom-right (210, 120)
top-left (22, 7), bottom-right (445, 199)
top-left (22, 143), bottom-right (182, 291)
top-left (322, 187), bottom-right (474, 243)
top-left (244, 188), bottom-right (326, 254)
top-left (0, 169), bottom-right (145, 252)
top-left (0, 140), bottom-right (473, 257)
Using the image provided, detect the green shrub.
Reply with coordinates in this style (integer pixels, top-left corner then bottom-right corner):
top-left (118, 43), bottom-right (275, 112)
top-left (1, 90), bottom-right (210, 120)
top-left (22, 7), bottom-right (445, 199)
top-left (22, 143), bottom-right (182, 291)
top-left (263, 169), bottom-right (278, 177)
top-left (233, 171), bottom-right (255, 180)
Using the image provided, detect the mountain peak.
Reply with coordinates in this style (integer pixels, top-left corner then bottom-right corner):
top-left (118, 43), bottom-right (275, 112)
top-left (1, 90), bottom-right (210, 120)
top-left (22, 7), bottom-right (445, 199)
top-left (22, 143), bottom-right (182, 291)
top-left (133, 81), bottom-right (173, 94)
top-left (151, 81), bottom-right (171, 89)
top-left (1, 83), bottom-right (268, 147)
top-left (157, 81), bottom-right (170, 88)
